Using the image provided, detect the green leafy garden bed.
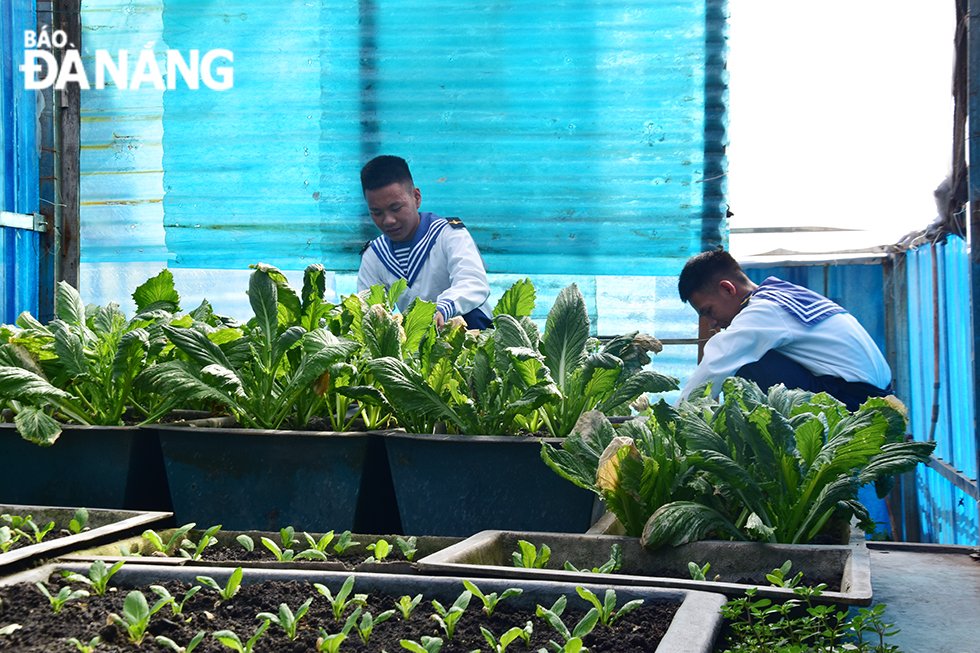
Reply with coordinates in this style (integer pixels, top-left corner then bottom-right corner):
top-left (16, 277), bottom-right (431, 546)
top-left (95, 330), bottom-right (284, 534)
top-left (0, 565), bottom-right (690, 653)
top-left (1, 265), bottom-right (674, 445)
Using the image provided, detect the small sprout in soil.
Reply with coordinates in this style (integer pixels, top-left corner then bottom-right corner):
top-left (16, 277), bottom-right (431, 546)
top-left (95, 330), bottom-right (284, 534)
top-left (0, 624), bottom-right (22, 636)
top-left (108, 589), bottom-right (169, 645)
top-left (150, 584), bottom-right (201, 617)
top-left (304, 530), bottom-right (335, 554)
top-left (687, 561), bottom-right (715, 581)
top-left (257, 597), bottom-right (313, 641)
top-left (315, 575), bottom-right (368, 621)
top-left (260, 535), bottom-right (326, 562)
top-left (353, 607), bottom-right (396, 645)
top-left (155, 630), bottom-right (205, 653)
top-left (395, 535), bottom-right (418, 561)
top-left (213, 620), bottom-right (270, 653)
top-left (61, 559), bottom-right (125, 596)
top-left (35, 582), bottom-right (89, 613)
top-left (544, 636), bottom-right (588, 653)
top-left (462, 580), bottom-right (523, 617)
top-left (512, 539), bottom-right (550, 569)
top-left (11, 514), bottom-right (55, 544)
top-left (765, 560), bottom-right (804, 588)
top-left (66, 635), bottom-right (100, 652)
top-left (143, 523), bottom-right (195, 556)
top-left (563, 544), bottom-right (623, 575)
top-left (279, 526), bottom-right (299, 549)
top-left (400, 636), bottom-right (444, 653)
top-left (365, 538), bottom-right (392, 562)
top-left (430, 589), bottom-right (472, 641)
top-left (574, 587), bottom-right (643, 627)
top-left (535, 595), bottom-right (599, 646)
top-left (396, 593), bottom-right (423, 619)
top-left (236, 534), bottom-right (255, 552)
top-left (315, 608), bottom-right (360, 653)
top-left (0, 526), bottom-right (14, 553)
top-left (195, 566), bottom-right (244, 601)
top-left (67, 508), bottom-right (89, 535)
top-left (180, 524), bottom-right (221, 560)
top-left (332, 530), bottom-right (359, 554)
top-left (481, 624), bottom-right (529, 652)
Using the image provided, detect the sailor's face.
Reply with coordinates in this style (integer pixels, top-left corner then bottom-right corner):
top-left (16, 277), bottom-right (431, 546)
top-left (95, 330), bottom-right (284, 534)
top-left (365, 182), bottom-right (422, 242)
top-left (689, 280), bottom-right (742, 331)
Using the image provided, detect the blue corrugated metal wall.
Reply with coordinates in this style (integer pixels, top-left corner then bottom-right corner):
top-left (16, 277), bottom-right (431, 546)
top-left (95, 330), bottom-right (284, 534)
top-left (0, 0), bottom-right (40, 323)
top-left (904, 237), bottom-right (978, 545)
top-left (77, 0), bottom-right (727, 282)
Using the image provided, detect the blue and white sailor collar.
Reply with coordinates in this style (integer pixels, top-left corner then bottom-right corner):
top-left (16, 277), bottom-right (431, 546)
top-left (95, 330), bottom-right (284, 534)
top-left (369, 211), bottom-right (449, 287)
top-left (745, 277), bottom-right (846, 326)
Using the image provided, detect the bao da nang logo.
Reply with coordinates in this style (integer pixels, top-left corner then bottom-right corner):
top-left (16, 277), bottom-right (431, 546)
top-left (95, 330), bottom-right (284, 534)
top-left (20, 28), bottom-right (234, 91)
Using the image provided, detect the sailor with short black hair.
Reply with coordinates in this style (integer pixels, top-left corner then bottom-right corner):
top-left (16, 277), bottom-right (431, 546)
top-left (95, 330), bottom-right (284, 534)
top-left (356, 155), bottom-right (493, 329)
top-left (677, 249), bottom-right (892, 410)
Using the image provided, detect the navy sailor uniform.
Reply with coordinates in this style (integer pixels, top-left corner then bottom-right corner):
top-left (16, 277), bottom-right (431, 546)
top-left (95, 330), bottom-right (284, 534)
top-left (356, 211), bottom-right (493, 329)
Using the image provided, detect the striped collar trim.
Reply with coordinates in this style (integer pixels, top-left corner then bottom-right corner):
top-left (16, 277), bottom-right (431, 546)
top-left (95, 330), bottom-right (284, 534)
top-left (750, 277), bottom-right (846, 326)
top-left (370, 217), bottom-right (450, 286)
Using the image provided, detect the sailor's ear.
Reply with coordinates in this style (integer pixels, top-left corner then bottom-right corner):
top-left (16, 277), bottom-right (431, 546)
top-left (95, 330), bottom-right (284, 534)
top-left (718, 279), bottom-right (738, 296)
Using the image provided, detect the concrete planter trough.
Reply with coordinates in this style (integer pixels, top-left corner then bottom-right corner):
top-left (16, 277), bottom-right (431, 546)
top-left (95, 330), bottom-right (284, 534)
top-left (0, 504), bottom-right (171, 574)
top-left (3, 562), bottom-right (728, 653)
top-left (419, 530), bottom-right (873, 605)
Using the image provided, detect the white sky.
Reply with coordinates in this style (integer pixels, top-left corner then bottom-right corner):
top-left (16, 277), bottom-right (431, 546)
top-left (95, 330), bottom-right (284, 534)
top-left (727, 1), bottom-right (956, 258)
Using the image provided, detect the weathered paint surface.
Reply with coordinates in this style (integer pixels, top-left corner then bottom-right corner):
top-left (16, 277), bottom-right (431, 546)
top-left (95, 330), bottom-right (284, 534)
top-left (1, 0), bottom-right (39, 322)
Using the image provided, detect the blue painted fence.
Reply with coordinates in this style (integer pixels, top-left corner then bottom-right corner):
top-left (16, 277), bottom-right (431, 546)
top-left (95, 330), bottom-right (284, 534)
top-left (0, 0), bottom-right (40, 324)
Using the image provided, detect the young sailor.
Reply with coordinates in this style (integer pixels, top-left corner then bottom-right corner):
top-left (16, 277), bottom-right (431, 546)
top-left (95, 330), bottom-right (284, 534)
top-left (677, 249), bottom-right (892, 410)
top-left (356, 155), bottom-right (493, 329)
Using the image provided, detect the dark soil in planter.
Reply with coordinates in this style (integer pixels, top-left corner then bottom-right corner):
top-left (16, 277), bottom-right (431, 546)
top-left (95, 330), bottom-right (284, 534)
top-left (0, 577), bottom-right (679, 652)
top-left (614, 562), bottom-right (842, 592)
top-left (202, 542), bottom-right (417, 570)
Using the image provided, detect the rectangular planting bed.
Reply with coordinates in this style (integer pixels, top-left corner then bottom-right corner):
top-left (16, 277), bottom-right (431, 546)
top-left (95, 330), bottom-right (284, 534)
top-left (419, 530), bottom-right (873, 605)
top-left (0, 504), bottom-right (171, 574)
top-left (63, 526), bottom-right (462, 574)
top-left (0, 562), bottom-right (727, 653)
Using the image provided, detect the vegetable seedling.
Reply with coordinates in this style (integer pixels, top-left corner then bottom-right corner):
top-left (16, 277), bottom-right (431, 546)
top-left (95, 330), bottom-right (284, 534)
top-left (563, 544), bottom-right (623, 575)
top-left (315, 608), bottom-right (360, 653)
top-left (195, 566), bottom-right (244, 601)
top-left (687, 561), bottom-right (713, 581)
top-left (315, 575), bottom-right (367, 621)
top-left (400, 636), bottom-right (444, 653)
top-left (304, 530), bottom-right (335, 553)
top-left (279, 526), bottom-right (299, 549)
top-left (61, 559), bottom-right (125, 595)
top-left (512, 539), bottom-right (550, 568)
top-left (66, 635), bottom-right (99, 652)
top-left (155, 631), bottom-right (205, 653)
top-left (480, 624), bottom-right (530, 652)
top-left (236, 534), bottom-right (255, 552)
top-left (535, 595), bottom-right (599, 645)
top-left (34, 582), bottom-right (88, 613)
top-left (179, 524), bottom-right (222, 560)
top-left (396, 593), bottom-right (423, 619)
top-left (150, 584), bottom-right (201, 617)
top-left (257, 597), bottom-right (313, 640)
top-left (142, 523), bottom-right (195, 556)
top-left (395, 535), bottom-right (418, 561)
top-left (67, 508), bottom-right (89, 535)
top-left (365, 538), bottom-right (392, 562)
top-left (259, 536), bottom-right (327, 562)
top-left (765, 560), bottom-right (804, 588)
top-left (430, 590), bottom-right (472, 641)
top-left (12, 515), bottom-right (55, 544)
top-left (213, 620), bottom-right (270, 653)
top-left (353, 608), bottom-right (396, 645)
top-left (462, 580), bottom-right (523, 617)
top-left (332, 530), bottom-right (359, 554)
top-left (0, 526), bottom-right (15, 553)
top-left (108, 590), bottom-right (169, 645)
top-left (574, 587), bottom-right (643, 627)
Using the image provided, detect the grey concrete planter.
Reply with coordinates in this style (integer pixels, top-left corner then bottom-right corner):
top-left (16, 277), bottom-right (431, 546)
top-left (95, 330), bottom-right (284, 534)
top-left (419, 529), bottom-right (873, 605)
top-left (6, 562), bottom-right (727, 653)
top-left (0, 504), bottom-right (171, 575)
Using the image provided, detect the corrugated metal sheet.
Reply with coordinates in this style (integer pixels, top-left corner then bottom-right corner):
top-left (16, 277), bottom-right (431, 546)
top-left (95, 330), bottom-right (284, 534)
top-left (1, 0), bottom-right (40, 323)
top-left (78, 0), bottom-right (727, 280)
top-left (904, 238), bottom-right (977, 545)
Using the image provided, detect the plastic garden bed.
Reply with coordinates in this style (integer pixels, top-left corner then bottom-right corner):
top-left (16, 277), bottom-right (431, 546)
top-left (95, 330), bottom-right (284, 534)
top-left (63, 527), bottom-right (462, 574)
top-left (418, 530), bottom-right (873, 605)
top-left (0, 504), bottom-right (171, 575)
top-left (382, 431), bottom-right (599, 536)
top-left (0, 562), bottom-right (727, 653)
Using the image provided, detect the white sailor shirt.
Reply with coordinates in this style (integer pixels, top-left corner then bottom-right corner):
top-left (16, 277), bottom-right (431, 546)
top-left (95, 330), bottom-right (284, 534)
top-left (679, 277), bottom-right (892, 401)
top-left (356, 211), bottom-right (492, 322)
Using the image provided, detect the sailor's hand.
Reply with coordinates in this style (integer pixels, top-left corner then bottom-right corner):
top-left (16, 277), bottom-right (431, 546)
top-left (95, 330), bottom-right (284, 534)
top-left (434, 311), bottom-right (445, 328)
